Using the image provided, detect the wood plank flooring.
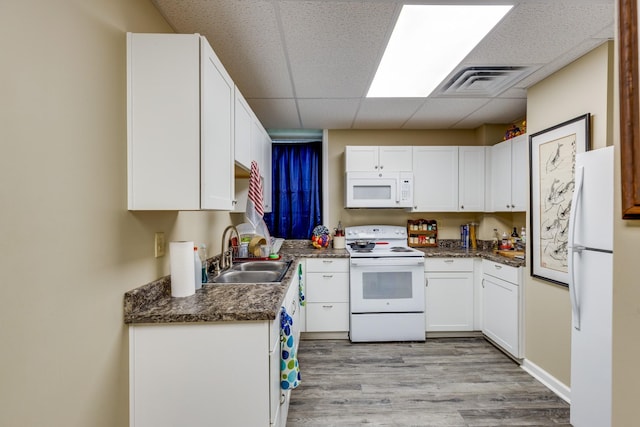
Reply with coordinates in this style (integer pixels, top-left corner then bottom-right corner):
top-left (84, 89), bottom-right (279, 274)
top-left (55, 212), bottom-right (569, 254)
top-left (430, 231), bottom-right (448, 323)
top-left (286, 338), bottom-right (570, 426)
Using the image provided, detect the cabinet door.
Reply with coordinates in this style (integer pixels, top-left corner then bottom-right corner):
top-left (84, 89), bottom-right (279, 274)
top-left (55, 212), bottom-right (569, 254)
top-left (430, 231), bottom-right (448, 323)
top-left (458, 146), bottom-right (485, 211)
top-left (261, 128), bottom-right (273, 213)
top-left (345, 146), bottom-right (380, 171)
top-left (130, 323), bottom-right (269, 427)
top-left (127, 33), bottom-right (201, 210)
top-left (234, 87), bottom-right (252, 170)
top-left (489, 139), bottom-right (512, 212)
top-left (482, 274), bottom-right (519, 358)
top-left (510, 134), bottom-right (527, 211)
top-left (379, 146), bottom-right (412, 171)
top-left (425, 271), bottom-right (474, 331)
top-left (200, 36), bottom-right (235, 210)
top-left (412, 146), bottom-right (459, 211)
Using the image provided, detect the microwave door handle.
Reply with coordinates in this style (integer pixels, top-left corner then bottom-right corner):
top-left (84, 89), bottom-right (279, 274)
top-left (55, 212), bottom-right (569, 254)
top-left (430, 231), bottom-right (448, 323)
top-left (395, 177), bottom-right (401, 204)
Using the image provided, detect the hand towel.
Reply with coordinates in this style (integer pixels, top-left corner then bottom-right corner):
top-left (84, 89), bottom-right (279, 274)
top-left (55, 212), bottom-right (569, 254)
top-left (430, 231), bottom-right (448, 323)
top-left (280, 307), bottom-right (301, 390)
top-left (248, 160), bottom-right (264, 218)
top-left (298, 263), bottom-right (306, 307)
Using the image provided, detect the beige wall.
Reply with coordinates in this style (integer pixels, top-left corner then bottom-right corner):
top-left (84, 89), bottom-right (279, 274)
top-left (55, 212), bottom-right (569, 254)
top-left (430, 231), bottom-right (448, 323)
top-left (611, 24), bottom-right (640, 425)
top-left (325, 129), bottom-right (526, 240)
top-left (524, 41), bottom-right (613, 387)
top-left (0, 1), bottom-right (233, 425)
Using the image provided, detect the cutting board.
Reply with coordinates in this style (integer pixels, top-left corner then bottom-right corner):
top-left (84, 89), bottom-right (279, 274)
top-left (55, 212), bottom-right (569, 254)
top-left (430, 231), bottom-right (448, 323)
top-left (496, 250), bottom-right (525, 258)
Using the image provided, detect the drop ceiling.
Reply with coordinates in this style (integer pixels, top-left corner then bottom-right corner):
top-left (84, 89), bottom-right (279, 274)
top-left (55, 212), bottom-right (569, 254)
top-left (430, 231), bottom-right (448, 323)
top-left (151, 0), bottom-right (615, 130)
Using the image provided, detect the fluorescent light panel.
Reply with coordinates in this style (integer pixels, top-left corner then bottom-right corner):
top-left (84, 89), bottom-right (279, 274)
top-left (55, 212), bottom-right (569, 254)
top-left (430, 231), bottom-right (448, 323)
top-left (367, 4), bottom-right (513, 98)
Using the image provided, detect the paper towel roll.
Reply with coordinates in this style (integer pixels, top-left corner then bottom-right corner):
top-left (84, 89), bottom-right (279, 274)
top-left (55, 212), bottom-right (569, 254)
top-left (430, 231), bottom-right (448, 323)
top-left (170, 241), bottom-right (196, 297)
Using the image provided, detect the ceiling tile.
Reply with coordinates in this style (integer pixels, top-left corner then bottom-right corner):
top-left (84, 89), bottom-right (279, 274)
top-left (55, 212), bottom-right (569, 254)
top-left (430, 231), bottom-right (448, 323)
top-left (278, 0), bottom-right (399, 98)
top-left (152, 0), bottom-right (293, 98)
top-left (353, 98), bottom-right (425, 129)
top-left (297, 98), bottom-right (360, 129)
top-left (247, 98), bottom-right (300, 129)
top-left (454, 98), bottom-right (527, 129)
top-left (403, 98), bottom-right (491, 129)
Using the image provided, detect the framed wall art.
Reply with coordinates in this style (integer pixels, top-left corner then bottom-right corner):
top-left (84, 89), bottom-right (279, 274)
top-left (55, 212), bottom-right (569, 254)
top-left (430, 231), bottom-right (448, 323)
top-left (529, 114), bottom-right (591, 286)
top-left (618, 0), bottom-right (640, 219)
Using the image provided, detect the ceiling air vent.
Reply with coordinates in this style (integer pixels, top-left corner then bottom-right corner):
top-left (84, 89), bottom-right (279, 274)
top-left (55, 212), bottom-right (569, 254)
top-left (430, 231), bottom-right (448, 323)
top-left (438, 66), bottom-right (537, 97)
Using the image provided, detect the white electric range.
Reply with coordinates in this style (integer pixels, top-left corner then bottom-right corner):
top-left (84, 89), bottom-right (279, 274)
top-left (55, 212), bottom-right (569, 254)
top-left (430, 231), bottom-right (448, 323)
top-left (345, 225), bottom-right (426, 342)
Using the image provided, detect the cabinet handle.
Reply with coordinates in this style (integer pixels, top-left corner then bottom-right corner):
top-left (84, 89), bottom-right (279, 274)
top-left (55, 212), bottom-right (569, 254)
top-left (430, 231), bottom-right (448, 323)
top-left (374, 165), bottom-right (378, 169)
top-left (290, 299), bottom-right (297, 315)
top-left (322, 274), bottom-right (333, 278)
top-left (322, 260), bottom-right (333, 264)
top-left (280, 392), bottom-right (286, 404)
top-left (380, 165), bottom-right (384, 170)
top-left (444, 259), bottom-right (454, 263)
top-left (425, 278), bottom-right (428, 287)
top-left (322, 305), bottom-right (334, 309)
top-left (506, 204), bottom-right (510, 208)
top-left (494, 264), bottom-right (502, 269)
top-left (460, 205), bottom-right (464, 209)
top-left (511, 204), bottom-right (515, 208)
top-left (482, 278), bottom-right (485, 288)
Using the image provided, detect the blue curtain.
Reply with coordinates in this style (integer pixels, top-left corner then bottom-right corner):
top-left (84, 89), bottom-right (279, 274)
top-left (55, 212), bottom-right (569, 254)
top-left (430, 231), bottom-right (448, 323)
top-left (265, 142), bottom-right (322, 239)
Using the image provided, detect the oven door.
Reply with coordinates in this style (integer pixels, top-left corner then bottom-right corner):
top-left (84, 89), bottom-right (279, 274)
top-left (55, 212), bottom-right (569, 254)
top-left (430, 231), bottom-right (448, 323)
top-left (350, 257), bottom-right (425, 312)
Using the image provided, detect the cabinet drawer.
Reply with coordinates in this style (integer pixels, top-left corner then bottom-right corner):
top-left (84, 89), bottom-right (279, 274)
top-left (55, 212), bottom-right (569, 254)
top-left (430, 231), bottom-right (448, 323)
top-left (306, 272), bottom-right (349, 302)
top-left (306, 302), bottom-right (349, 332)
top-left (306, 258), bottom-right (349, 273)
top-left (425, 258), bottom-right (473, 272)
top-left (482, 259), bottom-right (519, 284)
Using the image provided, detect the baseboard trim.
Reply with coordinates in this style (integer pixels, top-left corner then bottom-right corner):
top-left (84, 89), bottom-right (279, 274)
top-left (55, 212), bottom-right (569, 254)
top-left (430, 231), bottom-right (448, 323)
top-left (521, 358), bottom-right (571, 403)
top-left (301, 332), bottom-right (349, 340)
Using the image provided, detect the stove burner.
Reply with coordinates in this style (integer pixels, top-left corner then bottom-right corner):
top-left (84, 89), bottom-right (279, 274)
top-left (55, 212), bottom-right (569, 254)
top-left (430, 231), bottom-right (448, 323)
top-left (355, 249), bottom-right (373, 253)
top-left (390, 247), bottom-right (414, 252)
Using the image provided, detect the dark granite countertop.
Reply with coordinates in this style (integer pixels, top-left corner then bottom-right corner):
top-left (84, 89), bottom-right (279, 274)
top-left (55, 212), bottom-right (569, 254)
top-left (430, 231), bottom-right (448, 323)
top-left (418, 247), bottom-right (526, 268)
top-left (123, 240), bottom-right (523, 325)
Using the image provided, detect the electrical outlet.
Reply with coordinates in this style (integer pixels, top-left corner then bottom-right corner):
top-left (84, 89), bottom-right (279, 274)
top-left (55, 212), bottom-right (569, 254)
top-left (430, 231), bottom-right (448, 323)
top-left (154, 232), bottom-right (165, 258)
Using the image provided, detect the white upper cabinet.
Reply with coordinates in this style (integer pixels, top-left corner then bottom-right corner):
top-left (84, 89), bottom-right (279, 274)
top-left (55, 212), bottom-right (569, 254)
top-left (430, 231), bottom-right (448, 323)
top-left (412, 146), bottom-right (459, 212)
top-left (345, 146), bottom-right (412, 172)
top-left (458, 146), bottom-right (486, 212)
top-left (412, 146), bottom-right (485, 212)
top-left (486, 134), bottom-right (527, 212)
top-left (127, 33), bottom-right (234, 210)
top-left (200, 37), bottom-right (235, 210)
top-left (234, 87), bottom-right (252, 171)
top-left (510, 135), bottom-right (528, 211)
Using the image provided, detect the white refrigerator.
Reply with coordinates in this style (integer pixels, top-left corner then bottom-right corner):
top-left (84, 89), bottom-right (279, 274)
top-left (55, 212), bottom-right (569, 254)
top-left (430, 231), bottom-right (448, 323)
top-left (567, 145), bottom-right (614, 427)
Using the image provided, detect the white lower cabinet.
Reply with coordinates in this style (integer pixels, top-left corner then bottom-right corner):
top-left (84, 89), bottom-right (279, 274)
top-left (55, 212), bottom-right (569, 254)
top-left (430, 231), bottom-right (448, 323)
top-left (305, 258), bottom-right (350, 332)
top-left (424, 258), bottom-right (474, 332)
top-left (481, 259), bottom-right (523, 358)
top-left (129, 277), bottom-right (300, 427)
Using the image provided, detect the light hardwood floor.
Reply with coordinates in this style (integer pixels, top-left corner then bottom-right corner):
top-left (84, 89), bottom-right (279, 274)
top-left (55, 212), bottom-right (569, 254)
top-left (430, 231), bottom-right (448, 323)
top-left (287, 338), bottom-right (570, 426)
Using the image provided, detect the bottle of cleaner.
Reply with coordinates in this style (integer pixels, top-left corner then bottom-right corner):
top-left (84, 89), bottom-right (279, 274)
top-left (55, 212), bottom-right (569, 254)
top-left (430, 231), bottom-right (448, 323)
top-left (194, 246), bottom-right (202, 290)
top-left (199, 243), bottom-right (208, 283)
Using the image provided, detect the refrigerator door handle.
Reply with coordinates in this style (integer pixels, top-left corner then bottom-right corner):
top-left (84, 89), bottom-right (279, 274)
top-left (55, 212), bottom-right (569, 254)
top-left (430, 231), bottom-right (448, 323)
top-left (568, 165), bottom-right (584, 331)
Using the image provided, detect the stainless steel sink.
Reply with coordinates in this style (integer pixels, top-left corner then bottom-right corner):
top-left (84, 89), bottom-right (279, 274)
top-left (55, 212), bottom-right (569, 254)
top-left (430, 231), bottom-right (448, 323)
top-left (231, 261), bottom-right (290, 272)
top-left (212, 260), bottom-right (291, 283)
top-left (212, 270), bottom-right (283, 284)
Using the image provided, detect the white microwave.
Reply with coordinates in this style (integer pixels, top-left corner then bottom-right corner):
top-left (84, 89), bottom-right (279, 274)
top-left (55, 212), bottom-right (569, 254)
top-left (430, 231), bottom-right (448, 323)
top-left (345, 171), bottom-right (414, 208)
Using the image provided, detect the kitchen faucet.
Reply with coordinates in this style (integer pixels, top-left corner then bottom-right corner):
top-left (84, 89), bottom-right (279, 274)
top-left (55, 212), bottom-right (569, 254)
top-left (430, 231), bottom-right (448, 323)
top-left (219, 225), bottom-right (239, 271)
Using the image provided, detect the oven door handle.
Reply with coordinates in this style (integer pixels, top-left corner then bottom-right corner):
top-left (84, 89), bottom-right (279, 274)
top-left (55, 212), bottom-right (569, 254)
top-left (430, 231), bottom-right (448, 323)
top-left (350, 258), bottom-right (425, 267)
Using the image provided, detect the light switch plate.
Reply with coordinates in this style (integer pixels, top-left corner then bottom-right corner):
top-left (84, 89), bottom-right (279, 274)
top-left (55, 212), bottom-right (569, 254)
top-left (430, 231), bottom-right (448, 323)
top-left (154, 232), bottom-right (165, 258)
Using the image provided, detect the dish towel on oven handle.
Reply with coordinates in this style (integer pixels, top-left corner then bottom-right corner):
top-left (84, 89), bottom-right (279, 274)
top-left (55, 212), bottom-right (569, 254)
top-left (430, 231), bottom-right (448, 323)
top-left (298, 263), bottom-right (305, 307)
top-left (280, 306), bottom-right (300, 390)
